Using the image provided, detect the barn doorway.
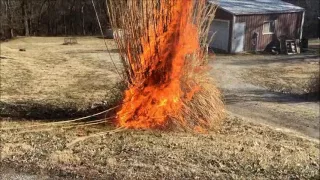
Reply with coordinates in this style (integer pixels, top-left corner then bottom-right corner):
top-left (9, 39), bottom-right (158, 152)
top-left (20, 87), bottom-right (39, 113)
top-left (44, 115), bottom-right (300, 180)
top-left (232, 22), bottom-right (246, 53)
top-left (209, 19), bottom-right (230, 52)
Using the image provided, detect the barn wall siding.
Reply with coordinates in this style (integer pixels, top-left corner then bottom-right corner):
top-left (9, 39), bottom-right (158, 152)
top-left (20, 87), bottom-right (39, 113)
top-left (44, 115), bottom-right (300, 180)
top-left (235, 12), bottom-right (303, 51)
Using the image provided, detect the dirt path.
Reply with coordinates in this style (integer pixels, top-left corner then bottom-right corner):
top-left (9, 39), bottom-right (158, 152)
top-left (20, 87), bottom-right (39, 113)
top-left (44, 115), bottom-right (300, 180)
top-left (211, 54), bottom-right (319, 140)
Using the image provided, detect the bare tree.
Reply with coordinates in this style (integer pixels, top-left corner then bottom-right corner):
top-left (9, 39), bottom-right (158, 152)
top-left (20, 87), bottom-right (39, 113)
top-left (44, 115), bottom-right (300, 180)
top-left (22, 0), bottom-right (30, 36)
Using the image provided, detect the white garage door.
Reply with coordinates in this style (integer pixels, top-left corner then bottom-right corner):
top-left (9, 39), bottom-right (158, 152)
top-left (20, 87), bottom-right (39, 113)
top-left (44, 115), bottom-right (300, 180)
top-left (208, 19), bottom-right (230, 52)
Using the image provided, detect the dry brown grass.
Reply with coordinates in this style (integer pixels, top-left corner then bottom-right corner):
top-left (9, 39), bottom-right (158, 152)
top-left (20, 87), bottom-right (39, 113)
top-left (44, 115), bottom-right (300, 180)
top-left (0, 37), bottom-right (124, 118)
top-left (1, 117), bottom-right (318, 179)
top-left (241, 56), bottom-right (319, 96)
top-left (307, 71), bottom-right (320, 99)
top-left (181, 75), bottom-right (225, 131)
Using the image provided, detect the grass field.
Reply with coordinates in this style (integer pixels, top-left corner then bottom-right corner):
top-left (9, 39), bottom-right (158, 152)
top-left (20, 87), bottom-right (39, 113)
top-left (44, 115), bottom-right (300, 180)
top-left (1, 37), bottom-right (319, 179)
top-left (1, 37), bottom-right (123, 118)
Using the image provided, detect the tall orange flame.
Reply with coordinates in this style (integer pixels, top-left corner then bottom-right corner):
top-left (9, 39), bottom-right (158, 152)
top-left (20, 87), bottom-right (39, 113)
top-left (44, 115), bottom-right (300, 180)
top-left (116, 0), bottom-right (207, 129)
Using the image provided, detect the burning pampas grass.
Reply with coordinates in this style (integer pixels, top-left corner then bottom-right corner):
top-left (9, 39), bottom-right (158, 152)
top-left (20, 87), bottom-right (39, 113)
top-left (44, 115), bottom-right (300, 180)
top-left (0, 0), bottom-right (225, 149)
top-left (0, 0), bottom-right (224, 142)
top-left (107, 0), bottom-right (225, 131)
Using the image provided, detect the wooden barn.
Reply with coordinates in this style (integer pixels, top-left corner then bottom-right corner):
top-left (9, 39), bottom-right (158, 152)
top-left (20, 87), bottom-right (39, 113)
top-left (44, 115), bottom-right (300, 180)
top-left (208, 0), bottom-right (305, 53)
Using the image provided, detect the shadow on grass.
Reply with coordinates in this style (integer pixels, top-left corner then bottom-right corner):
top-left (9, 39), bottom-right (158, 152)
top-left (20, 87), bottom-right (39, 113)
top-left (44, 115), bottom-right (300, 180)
top-left (65, 49), bottom-right (120, 54)
top-left (224, 89), bottom-right (319, 105)
top-left (96, 36), bottom-right (113, 40)
top-left (0, 101), bottom-right (120, 120)
top-left (226, 54), bottom-right (319, 66)
top-left (1, 81), bottom-right (126, 121)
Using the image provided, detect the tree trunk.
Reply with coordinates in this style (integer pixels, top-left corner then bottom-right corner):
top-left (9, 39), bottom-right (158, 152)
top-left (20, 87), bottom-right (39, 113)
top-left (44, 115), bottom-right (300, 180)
top-left (82, 5), bottom-right (86, 35)
top-left (5, 0), bottom-right (14, 38)
top-left (22, 0), bottom-right (30, 36)
top-left (64, 14), bottom-right (67, 35)
top-left (10, 29), bottom-right (14, 38)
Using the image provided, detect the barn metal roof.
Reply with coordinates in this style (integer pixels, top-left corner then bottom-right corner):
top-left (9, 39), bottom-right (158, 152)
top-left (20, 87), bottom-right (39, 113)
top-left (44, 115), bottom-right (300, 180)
top-left (208, 0), bottom-right (304, 15)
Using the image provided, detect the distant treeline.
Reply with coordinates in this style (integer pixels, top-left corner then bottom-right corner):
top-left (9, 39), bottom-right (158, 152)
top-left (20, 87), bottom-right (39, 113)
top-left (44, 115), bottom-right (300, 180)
top-left (0, 0), bottom-right (319, 39)
top-left (0, 0), bottom-right (109, 39)
top-left (283, 0), bottom-right (319, 38)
